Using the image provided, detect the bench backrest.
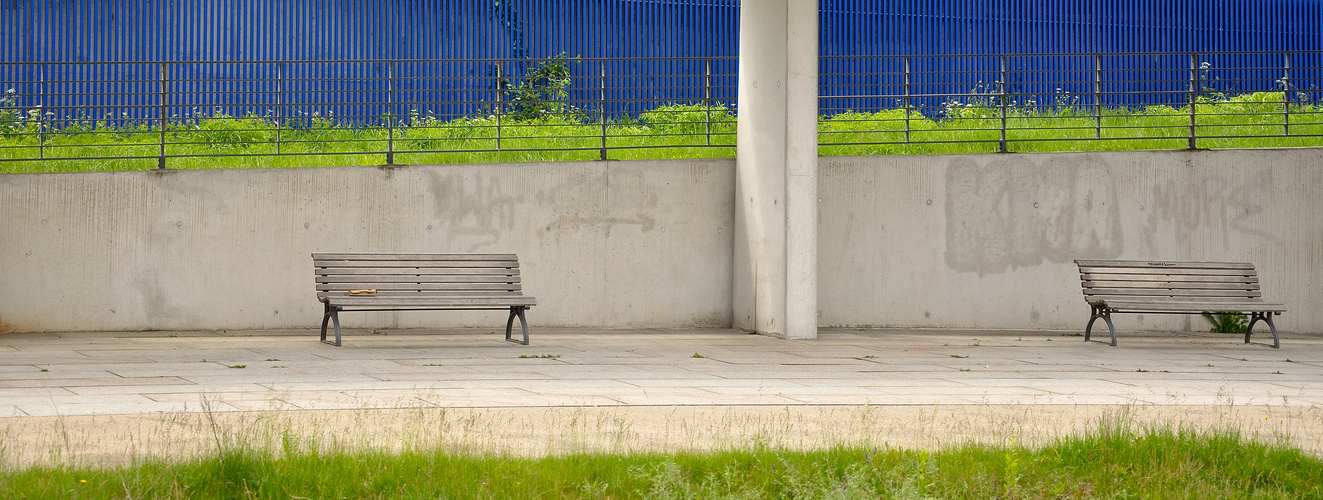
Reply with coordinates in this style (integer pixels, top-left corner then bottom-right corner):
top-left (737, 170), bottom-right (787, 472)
top-left (313, 253), bottom-right (524, 300)
top-left (1074, 259), bottom-right (1263, 304)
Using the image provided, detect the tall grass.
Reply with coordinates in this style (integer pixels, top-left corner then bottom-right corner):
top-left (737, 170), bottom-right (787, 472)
top-left (1, 423), bottom-right (1319, 499)
top-left (2, 93), bottom-right (1321, 174)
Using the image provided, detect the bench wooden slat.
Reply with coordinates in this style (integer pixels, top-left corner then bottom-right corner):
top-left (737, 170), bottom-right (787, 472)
top-left (325, 296), bottom-right (537, 308)
top-left (1097, 301), bottom-right (1287, 313)
top-left (1083, 288), bottom-right (1261, 298)
top-left (320, 285), bottom-right (521, 292)
top-left (319, 287), bottom-right (522, 295)
top-left (316, 275), bottom-right (519, 284)
top-left (1079, 268), bottom-right (1255, 277)
top-left (315, 260), bottom-right (518, 269)
top-left (1082, 280), bottom-right (1259, 290)
top-left (1081, 274), bottom-right (1258, 284)
top-left (318, 290), bottom-right (525, 298)
top-left (1075, 260), bottom-right (1254, 270)
top-left (313, 253), bottom-right (516, 261)
top-left (314, 267), bottom-right (520, 276)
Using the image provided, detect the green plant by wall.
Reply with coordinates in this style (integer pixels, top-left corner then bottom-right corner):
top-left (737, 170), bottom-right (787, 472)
top-left (1202, 312), bottom-right (1248, 334)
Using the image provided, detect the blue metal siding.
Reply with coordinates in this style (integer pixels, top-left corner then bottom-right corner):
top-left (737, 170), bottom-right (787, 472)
top-left (0, 0), bottom-right (741, 124)
top-left (3, 0), bottom-right (1322, 123)
top-left (819, 0), bottom-right (1323, 113)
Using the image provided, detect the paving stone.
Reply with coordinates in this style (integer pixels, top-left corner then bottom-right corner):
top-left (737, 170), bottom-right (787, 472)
top-left (0, 328), bottom-right (1316, 417)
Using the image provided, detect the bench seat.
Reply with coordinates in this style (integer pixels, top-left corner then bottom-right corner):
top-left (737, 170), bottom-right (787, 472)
top-left (314, 253), bottom-right (536, 346)
top-left (1075, 259), bottom-right (1285, 347)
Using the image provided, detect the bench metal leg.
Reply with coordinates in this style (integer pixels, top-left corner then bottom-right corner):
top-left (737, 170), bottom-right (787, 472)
top-left (320, 303), bottom-right (332, 343)
top-left (320, 305), bottom-right (342, 347)
top-left (1246, 312), bottom-right (1280, 349)
top-left (505, 306), bottom-right (529, 345)
top-left (1085, 306), bottom-right (1117, 346)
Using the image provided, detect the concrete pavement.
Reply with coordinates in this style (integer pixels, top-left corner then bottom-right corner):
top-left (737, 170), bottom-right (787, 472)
top-left (2, 327), bottom-right (1321, 465)
top-left (2, 327), bottom-right (1321, 416)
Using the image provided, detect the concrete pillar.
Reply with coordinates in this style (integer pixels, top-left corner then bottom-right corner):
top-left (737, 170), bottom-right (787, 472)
top-left (733, 0), bottom-right (818, 339)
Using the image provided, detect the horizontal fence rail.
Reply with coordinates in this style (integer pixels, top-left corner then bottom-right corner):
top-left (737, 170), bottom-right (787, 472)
top-left (3, 51), bottom-right (1323, 171)
top-left (820, 51), bottom-right (1323, 154)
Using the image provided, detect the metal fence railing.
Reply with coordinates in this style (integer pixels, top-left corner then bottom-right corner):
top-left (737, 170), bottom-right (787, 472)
top-left (4, 51), bottom-right (1323, 171)
top-left (0, 57), bottom-right (739, 170)
top-left (820, 51), bottom-right (1323, 154)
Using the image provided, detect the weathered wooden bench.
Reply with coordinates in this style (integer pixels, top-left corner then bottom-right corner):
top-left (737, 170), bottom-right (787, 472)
top-left (313, 253), bottom-right (536, 347)
top-left (1075, 259), bottom-right (1286, 348)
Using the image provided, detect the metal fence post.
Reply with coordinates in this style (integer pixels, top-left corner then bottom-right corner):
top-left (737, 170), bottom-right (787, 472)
top-left (599, 62), bottom-right (607, 161)
top-left (1188, 53), bottom-right (1197, 150)
top-left (999, 56), bottom-right (1008, 153)
top-left (495, 62), bottom-right (502, 153)
top-left (276, 62), bottom-right (283, 155)
top-left (158, 62), bottom-right (167, 169)
top-left (36, 64), bottom-right (44, 160)
top-left (704, 59), bottom-right (712, 147)
top-left (1283, 54), bottom-right (1291, 136)
top-left (1094, 54), bottom-right (1102, 139)
top-left (903, 56), bottom-right (911, 143)
top-left (385, 61), bottom-right (395, 165)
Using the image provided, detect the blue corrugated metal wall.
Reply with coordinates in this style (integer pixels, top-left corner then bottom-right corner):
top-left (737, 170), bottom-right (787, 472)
top-left (0, 0), bottom-right (740, 124)
top-left (3, 0), bottom-right (1322, 124)
top-left (819, 0), bottom-right (1323, 112)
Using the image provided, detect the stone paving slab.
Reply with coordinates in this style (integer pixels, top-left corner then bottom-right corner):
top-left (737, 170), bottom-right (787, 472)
top-left (0, 327), bottom-right (1318, 419)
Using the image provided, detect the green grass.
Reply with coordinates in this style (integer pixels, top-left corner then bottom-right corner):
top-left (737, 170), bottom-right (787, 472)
top-left (819, 92), bottom-right (1323, 156)
top-left (2, 94), bottom-right (1321, 173)
top-left (2, 426), bottom-right (1319, 499)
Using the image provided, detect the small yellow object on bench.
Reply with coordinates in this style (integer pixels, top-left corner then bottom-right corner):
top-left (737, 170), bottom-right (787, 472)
top-left (345, 289), bottom-right (377, 296)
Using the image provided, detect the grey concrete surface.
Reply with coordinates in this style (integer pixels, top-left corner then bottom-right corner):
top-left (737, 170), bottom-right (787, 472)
top-left (735, 0), bottom-right (819, 339)
top-left (0, 159), bottom-right (736, 332)
top-left (2, 328), bottom-right (1320, 418)
top-left (818, 148), bottom-right (1323, 333)
top-left (4, 150), bottom-right (1321, 335)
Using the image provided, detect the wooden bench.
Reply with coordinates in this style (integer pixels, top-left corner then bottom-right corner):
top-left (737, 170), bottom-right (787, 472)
top-left (313, 253), bottom-right (536, 347)
top-left (1074, 259), bottom-right (1286, 348)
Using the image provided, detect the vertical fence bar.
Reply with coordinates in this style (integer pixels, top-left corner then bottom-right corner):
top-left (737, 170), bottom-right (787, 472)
top-left (385, 60), bottom-right (394, 165)
top-left (158, 62), bottom-right (167, 169)
top-left (599, 61), bottom-right (607, 161)
top-left (37, 64), bottom-right (44, 160)
top-left (495, 62), bottom-right (502, 154)
top-left (704, 59), bottom-right (711, 147)
top-left (1094, 54), bottom-right (1102, 139)
top-left (276, 62), bottom-right (282, 155)
top-left (1283, 53), bottom-right (1291, 136)
top-left (903, 56), bottom-right (911, 143)
top-left (999, 55), bottom-right (1008, 153)
top-left (1188, 53), bottom-right (1197, 150)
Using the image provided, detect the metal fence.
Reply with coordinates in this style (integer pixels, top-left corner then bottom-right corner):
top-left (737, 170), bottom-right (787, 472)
top-left (0, 57), bottom-right (739, 169)
top-left (820, 51), bottom-right (1323, 154)
top-left (3, 51), bottom-right (1323, 170)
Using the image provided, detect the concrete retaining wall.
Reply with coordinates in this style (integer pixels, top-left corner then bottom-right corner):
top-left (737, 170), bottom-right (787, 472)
top-left (0, 160), bottom-right (736, 331)
top-left (2, 149), bottom-right (1320, 333)
top-left (819, 149), bottom-right (1323, 333)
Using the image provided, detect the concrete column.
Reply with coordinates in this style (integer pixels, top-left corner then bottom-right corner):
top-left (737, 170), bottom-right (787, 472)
top-left (733, 0), bottom-right (818, 339)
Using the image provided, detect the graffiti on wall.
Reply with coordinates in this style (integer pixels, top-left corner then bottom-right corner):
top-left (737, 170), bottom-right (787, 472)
top-left (944, 155), bottom-right (1123, 274)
